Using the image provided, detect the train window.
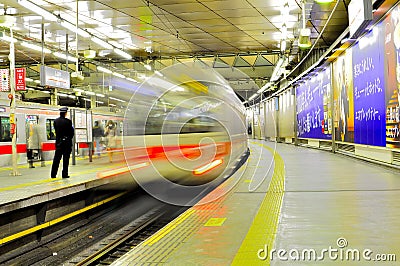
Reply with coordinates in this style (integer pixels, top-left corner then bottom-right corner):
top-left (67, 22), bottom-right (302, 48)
top-left (46, 119), bottom-right (56, 140)
top-left (0, 116), bottom-right (11, 142)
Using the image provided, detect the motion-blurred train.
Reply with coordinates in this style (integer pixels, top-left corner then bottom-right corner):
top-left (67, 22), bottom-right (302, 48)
top-left (121, 61), bottom-right (248, 189)
top-left (0, 62), bottom-right (248, 192)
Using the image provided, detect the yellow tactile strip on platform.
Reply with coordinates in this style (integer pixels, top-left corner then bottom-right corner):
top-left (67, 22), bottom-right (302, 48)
top-left (114, 142), bottom-right (285, 265)
top-left (118, 171), bottom-right (239, 264)
top-left (231, 142), bottom-right (285, 265)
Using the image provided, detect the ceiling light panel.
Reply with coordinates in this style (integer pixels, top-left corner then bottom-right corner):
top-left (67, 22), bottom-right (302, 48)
top-left (114, 48), bottom-right (132, 59)
top-left (17, 0), bottom-right (58, 21)
top-left (91, 36), bottom-right (113, 49)
top-left (21, 42), bottom-right (51, 53)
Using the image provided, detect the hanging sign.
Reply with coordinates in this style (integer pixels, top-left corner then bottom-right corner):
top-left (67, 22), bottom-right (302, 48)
top-left (15, 68), bottom-right (26, 91)
top-left (1, 69), bottom-right (9, 92)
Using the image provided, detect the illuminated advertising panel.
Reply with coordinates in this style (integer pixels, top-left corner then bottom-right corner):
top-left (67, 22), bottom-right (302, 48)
top-left (352, 26), bottom-right (386, 146)
top-left (384, 5), bottom-right (400, 148)
top-left (296, 67), bottom-right (332, 139)
top-left (333, 50), bottom-right (355, 143)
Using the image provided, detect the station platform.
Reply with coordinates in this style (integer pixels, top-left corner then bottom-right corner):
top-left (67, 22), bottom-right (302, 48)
top-left (113, 140), bottom-right (400, 265)
top-left (0, 151), bottom-right (131, 215)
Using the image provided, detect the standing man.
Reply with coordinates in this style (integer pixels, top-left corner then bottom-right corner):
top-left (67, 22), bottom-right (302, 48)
top-left (92, 121), bottom-right (104, 156)
top-left (51, 107), bottom-right (74, 179)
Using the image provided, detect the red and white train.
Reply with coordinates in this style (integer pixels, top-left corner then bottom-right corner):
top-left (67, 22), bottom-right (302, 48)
top-left (0, 99), bottom-right (123, 167)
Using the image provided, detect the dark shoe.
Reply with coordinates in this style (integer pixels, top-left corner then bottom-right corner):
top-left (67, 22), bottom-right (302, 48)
top-left (51, 176), bottom-right (56, 179)
top-left (29, 165), bottom-right (35, 168)
top-left (62, 176), bottom-right (70, 178)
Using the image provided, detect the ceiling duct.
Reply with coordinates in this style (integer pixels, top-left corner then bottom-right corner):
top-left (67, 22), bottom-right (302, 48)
top-left (298, 1), bottom-right (312, 49)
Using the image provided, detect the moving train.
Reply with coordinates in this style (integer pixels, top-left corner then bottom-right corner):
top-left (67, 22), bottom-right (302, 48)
top-left (121, 61), bottom-right (248, 193)
top-left (0, 62), bottom-right (248, 198)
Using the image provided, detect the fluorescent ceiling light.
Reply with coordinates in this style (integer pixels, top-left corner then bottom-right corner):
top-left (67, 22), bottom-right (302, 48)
top-left (0, 34), bottom-right (17, 43)
top-left (126, 77), bottom-right (138, 83)
top-left (122, 41), bottom-right (139, 50)
top-left (53, 52), bottom-right (78, 62)
top-left (144, 64), bottom-right (151, 71)
top-left (91, 36), bottom-right (113, 49)
top-left (112, 72), bottom-right (126, 78)
top-left (109, 41), bottom-right (123, 49)
top-left (85, 91), bottom-right (95, 96)
top-left (281, 2), bottom-right (290, 17)
top-left (21, 42), bottom-right (51, 53)
top-left (41, 90), bottom-right (50, 94)
top-left (280, 40), bottom-right (287, 53)
top-left (96, 101), bottom-right (104, 104)
top-left (137, 74), bottom-right (148, 80)
top-left (17, 0), bottom-right (58, 21)
top-left (34, 80), bottom-right (40, 83)
top-left (25, 77), bottom-right (33, 82)
top-left (96, 93), bottom-right (105, 97)
top-left (271, 57), bottom-right (285, 82)
top-left (249, 93), bottom-right (258, 100)
top-left (58, 93), bottom-right (68, 97)
top-left (68, 95), bottom-right (76, 99)
top-left (109, 96), bottom-right (126, 103)
top-left (97, 66), bottom-right (112, 74)
top-left (155, 70), bottom-right (163, 77)
top-left (60, 21), bottom-right (90, 38)
top-left (23, 15), bottom-right (42, 22)
top-left (281, 24), bottom-right (287, 40)
top-left (114, 48), bottom-right (132, 59)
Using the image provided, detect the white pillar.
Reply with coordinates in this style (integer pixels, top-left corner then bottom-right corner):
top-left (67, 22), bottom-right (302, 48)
top-left (9, 28), bottom-right (20, 176)
top-left (91, 95), bottom-right (96, 108)
top-left (51, 88), bottom-right (58, 105)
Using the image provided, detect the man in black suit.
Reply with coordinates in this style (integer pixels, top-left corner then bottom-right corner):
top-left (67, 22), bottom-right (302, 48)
top-left (51, 107), bottom-right (74, 178)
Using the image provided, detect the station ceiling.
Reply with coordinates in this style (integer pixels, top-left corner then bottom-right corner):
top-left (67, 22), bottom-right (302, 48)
top-left (0, 0), bottom-right (350, 102)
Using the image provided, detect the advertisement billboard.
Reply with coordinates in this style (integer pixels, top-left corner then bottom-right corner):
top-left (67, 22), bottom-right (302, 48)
top-left (296, 67), bottom-right (332, 139)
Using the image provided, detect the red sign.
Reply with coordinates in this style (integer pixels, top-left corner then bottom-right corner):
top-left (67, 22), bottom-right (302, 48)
top-left (10, 123), bottom-right (16, 135)
top-left (15, 68), bottom-right (26, 91)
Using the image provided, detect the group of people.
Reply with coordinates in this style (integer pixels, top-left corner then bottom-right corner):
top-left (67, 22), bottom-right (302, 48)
top-left (48, 107), bottom-right (117, 179)
top-left (92, 119), bottom-right (117, 162)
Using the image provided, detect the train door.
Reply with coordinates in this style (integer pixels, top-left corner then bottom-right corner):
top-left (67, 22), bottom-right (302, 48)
top-left (26, 115), bottom-right (40, 162)
top-left (26, 115), bottom-right (38, 140)
top-left (46, 119), bottom-right (56, 140)
top-left (0, 116), bottom-right (11, 142)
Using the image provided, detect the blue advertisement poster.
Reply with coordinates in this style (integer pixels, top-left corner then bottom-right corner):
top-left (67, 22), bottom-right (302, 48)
top-left (384, 5), bottom-right (400, 148)
top-left (296, 67), bottom-right (332, 139)
top-left (352, 26), bottom-right (386, 146)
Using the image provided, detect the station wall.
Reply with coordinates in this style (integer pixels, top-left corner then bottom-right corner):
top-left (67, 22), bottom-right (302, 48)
top-left (249, 3), bottom-right (400, 166)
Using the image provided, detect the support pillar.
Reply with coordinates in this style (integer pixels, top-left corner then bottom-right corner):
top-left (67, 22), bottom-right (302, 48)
top-left (91, 95), bottom-right (96, 109)
top-left (9, 28), bottom-right (20, 176)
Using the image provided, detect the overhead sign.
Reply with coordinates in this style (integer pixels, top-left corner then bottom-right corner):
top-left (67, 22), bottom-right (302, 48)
top-left (40, 65), bottom-right (70, 89)
top-left (0, 69), bottom-right (9, 92)
top-left (15, 68), bottom-right (26, 91)
top-left (348, 0), bottom-right (373, 38)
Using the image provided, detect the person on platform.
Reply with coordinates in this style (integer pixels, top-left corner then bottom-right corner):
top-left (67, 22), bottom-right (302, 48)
top-left (92, 121), bottom-right (104, 156)
top-left (26, 122), bottom-right (42, 168)
top-left (105, 120), bottom-right (117, 163)
top-left (51, 107), bottom-right (74, 179)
